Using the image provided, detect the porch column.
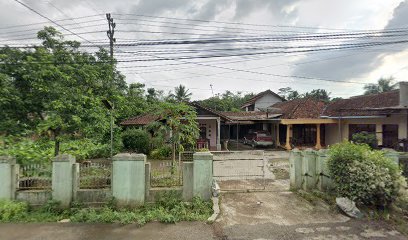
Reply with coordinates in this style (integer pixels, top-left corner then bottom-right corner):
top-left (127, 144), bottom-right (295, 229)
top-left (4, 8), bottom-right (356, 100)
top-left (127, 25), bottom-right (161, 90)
top-left (276, 123), bottom-right (281, 147)
top-left (376, 124), bottom-right (383, 146)
top-left (285, 124), bottom-right (292, 150)
top-left (315, 124), bottom-right (322, 149)
top-left (216, 118), bottom-right (221, 151)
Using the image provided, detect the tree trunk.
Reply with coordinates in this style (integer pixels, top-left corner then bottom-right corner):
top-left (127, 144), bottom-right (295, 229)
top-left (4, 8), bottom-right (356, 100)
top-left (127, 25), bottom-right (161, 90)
top-left (52, 129), bottom-right (61, 156)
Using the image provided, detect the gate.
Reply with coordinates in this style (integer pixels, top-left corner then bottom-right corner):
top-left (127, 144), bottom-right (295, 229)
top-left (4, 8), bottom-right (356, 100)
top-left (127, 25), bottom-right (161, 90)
top-left (212, 151), bottom-right (267, 192)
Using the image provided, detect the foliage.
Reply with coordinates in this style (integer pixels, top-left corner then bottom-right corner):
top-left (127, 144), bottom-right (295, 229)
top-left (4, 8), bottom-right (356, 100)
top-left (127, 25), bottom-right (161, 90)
top-left (199, 90), bottom-right (254, 111)
top-left (278, 87), bottom-right (331, 102)
top-left (328, 141), bottom-right (404, 207)
top-left (70, 192), bottom-right (212, 224)
top-left (0, 136), bottom-right (110, 165)
top-left (364, 77), bottom-right (397, 95)
top-left (150, 145), bottom-right (172, 159)
top-left (0, 200), bottom-right (28, 222)
top-left (121, 128), bottom-right (150, 154)
top-left (153, 102), bottom-right (200, 153)
top-left (351, 131), bottom-right (378, 149)
top-left (168, 84), bottom-right (192, 102)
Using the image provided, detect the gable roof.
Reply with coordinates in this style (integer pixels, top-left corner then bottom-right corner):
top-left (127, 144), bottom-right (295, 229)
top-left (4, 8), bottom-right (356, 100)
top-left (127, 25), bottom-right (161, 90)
top-left (270, 98), bottom-right (326, 119)
top-left (221, 111), bottom-right (281, 121)
top-left (241, 90), bottom-right (285, 109)
top-left (322, 90), bottom-right (400, 117)
top-left (120, 102), bottom-right (231, 126)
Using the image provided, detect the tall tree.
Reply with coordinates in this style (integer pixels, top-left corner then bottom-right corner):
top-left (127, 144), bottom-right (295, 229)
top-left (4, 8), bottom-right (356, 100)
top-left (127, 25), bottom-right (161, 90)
top-left (170, 84), bottom-right (192, 102)
top-left (304, 89), bottom-right (331, 102)
top-left (199, 91), bottom-right (254, 111)
top-left (0, 27), bottom-right (127, 155)
top-left (278, 87), bottom-right (301, 100)
top-left (363, 77), bottom-right (397, 95)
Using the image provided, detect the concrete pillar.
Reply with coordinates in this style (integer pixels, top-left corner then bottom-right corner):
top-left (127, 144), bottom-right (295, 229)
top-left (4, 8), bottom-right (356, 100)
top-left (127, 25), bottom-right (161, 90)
top-left (316, 149), bottom-right (332, 191)
top-left (285, 124), bottom-right (292, 150)
top-left (384, 150), bottom-right (400, 165)
top-left (193, 152), bottom-right (213, 200)
top-left (112, 153), bottom-right (146, 206)
top-left (145, 162), bottom-right (151, 202)
top-left (0, 156), bottom-right (17, 200)
top-left (315, 124), bottom-right (322, 149)
top-left (52, 154), bottom-right (76, 208)
top-left (183, 162), bottom-right (194, 201)
top-left (289, 149), bottom-right (302, 190)
top-left (276, 124), bottom-right (281, 147)
top-left (301, 149), bottom-right (317, 191)
top-left (376, 124), bottom-right (383, 146)
top-left (216, 118), bottom-right (221, 151)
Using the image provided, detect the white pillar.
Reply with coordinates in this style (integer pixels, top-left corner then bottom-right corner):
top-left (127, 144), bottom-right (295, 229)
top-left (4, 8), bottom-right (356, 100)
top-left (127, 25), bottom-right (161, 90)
top-left (216, 118), bottom-right (221, 151)
top-left (376, 124), bottom-right (383, 146)
top-left (276, 124), bottom-right (281, 146)
top-left (285, 124), bottom-right (292, 150)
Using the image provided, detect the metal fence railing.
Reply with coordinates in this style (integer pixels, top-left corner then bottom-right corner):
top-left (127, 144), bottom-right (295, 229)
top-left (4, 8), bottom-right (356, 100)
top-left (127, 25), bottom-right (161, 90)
top-left (79, 162), bottom-right (112, 189)
top-left (18, 164), bottom-right (52, 190)
top-left (150, 160), bottom-right (182, 187)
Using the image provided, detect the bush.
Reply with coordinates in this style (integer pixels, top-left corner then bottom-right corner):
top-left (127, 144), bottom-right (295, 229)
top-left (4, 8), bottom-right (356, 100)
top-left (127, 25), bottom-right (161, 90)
top-left (0, 200), bottom-right (28, 222)
top-left (150, 145), bottom-right (172, 159)
top-left (351, 131), bottom-right (378, 149)
top-left (328, 141), bottom-right (404, 207)
top-left (122, 128), bottom-right (150, 154)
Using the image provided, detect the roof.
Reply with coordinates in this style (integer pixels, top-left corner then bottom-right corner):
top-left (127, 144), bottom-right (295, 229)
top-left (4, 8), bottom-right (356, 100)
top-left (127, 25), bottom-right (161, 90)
top-left (120, 102), bottom-right (231, 126)
top-left (221, 111), bottom-right (281, 121)
top-left (241, 90), bottom-right (285, 109)
top-left (120, 114), bottom-right (159, 126)
top-left (322, 90), bottom-right (400, 117)
top-left (270, 98), bottom-right (326, 119)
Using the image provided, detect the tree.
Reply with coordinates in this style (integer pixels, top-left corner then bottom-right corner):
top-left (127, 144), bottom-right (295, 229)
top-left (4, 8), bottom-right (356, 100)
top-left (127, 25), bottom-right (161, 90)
top-left (278, 87), bottom-right (301, 100)
top-left (0, 27), bottom-right (127, 155)
top-left (169, 84), bottom-right (192, 102)
top-left (199, 91), bottom-right (254, 111)
top-left (152, 102), bottom-right (199, 161)
top-left (363, 77), bottom-right (397, 95)
top-left (304, 89), bottom-right (331, 102)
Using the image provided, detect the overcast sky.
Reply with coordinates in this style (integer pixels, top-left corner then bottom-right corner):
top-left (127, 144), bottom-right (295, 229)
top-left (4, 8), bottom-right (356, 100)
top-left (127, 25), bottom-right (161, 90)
top-left (2, 0), bottom-right (408, 100)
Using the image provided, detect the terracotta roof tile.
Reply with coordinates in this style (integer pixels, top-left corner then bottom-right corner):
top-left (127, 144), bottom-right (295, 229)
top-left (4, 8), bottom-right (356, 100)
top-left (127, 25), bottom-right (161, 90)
top-left (120, 114), bottom-right (159, 126)
top-left (271, 98), bottom-right (326, 119)
top-left (322, 90), bottom-right (399, 117)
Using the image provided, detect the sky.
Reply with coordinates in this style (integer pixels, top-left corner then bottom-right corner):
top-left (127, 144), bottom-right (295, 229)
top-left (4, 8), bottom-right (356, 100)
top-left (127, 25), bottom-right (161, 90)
top-left (1, 0), bottom-right (408, 100)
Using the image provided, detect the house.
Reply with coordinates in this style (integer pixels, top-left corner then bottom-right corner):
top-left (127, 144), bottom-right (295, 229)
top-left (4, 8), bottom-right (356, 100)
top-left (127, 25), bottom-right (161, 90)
top-left (270, 82), bottom-right (408, 150)
top-left (121, 102), bottom-right (231, 151)
top-left (121, 83), bottom-right (408, 151)
top-left (241, 90), bottom-right (285, 111)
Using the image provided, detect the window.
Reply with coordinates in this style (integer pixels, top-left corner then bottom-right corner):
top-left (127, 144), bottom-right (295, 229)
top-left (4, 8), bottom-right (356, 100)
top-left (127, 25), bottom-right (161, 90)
top-left (247, 105), bottom-right (255, 111)
top-left (348, 124), bottom-right (376, 140)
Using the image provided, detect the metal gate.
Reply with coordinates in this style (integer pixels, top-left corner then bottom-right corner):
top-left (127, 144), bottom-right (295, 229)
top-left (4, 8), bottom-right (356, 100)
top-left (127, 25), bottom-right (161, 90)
top-left (212, 150), bottom-right (267, 192)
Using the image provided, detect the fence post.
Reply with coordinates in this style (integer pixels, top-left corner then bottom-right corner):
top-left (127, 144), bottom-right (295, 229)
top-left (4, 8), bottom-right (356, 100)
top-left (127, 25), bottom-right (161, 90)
top-left (183, 162), bottom-right (194, 201)
top-left (112, 153), bottom-right (145, 207)
top-left (316, 149), bottom-right (331, 191)
top-left (289, 149), bottom-right (302, 190)
top-left (301, 149), bottom-right (317, 191)
top-left (72, 163), bottom-right (80, 202)
top-left (193, 152), bottom-right (213, 200)
top-left (52, 154), bottom-right (76, 208)
top-left (384, 150), bottom-right (400, 165)
top-left (0, 156), bottom-right (17, 200)
top-left (145, 162), bottom-right (151, 202)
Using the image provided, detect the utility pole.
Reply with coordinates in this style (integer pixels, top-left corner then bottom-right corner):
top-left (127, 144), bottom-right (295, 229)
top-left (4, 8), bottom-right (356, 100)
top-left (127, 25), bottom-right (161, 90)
top-left (106, 13), bottom-right (116, 59)
top-left (106, 13), bottom-right (115, 159)
top-left (210, 84), bottom-right (214, 97)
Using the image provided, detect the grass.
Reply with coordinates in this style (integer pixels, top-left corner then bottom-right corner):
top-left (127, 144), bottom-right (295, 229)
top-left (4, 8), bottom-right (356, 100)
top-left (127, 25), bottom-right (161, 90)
top-left (0, 191), bottom-right (213, 225)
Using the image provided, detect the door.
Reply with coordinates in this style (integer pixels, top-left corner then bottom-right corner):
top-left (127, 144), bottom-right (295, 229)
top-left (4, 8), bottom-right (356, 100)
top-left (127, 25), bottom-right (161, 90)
top-left (382, 124), bottom-right (398, 148)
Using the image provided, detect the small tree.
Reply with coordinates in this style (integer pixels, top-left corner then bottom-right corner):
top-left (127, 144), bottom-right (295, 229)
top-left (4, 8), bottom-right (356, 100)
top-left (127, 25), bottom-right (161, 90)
top-left (364, 77), bottom-right (397, 95)
top-left (122, 128), bottom-right (150, 154)
top-left (351, 131), bottom-right (378, 149)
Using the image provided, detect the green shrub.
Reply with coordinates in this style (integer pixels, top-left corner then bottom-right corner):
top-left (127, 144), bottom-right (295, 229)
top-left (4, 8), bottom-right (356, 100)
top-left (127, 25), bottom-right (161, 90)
top-left (351, 131), bottom-right (378, 149)
top-left (122, 128), bottom-right (150, 154)
top-left (0, 200), bottom-right (28, 222)
top-left (150, 145), bottom-right (172, 159)
top-left (328, 141), bottom-right (404, 207)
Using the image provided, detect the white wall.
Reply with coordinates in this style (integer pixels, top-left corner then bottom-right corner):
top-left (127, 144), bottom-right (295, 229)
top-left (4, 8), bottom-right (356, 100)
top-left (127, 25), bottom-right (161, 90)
top-left (254, 94), bottom-right (282, 111)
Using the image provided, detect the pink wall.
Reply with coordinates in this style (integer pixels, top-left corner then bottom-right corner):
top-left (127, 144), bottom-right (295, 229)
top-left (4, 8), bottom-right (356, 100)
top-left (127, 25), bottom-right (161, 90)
top-left (198, 119), bottom-right (217, 148)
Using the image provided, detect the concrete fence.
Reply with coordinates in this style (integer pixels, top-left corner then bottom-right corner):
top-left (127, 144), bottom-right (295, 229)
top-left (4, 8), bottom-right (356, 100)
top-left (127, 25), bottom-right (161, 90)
top-left (289, 148), bottom-right (402, 193)
top-left (0, 152), bottom-right (214, 208)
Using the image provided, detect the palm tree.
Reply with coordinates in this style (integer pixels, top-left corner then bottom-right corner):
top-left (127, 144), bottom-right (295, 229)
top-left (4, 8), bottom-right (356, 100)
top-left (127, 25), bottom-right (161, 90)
top-left (170, 84), bottom-right (192, 102)
top-left (364, 77), bottom-right (397, 95)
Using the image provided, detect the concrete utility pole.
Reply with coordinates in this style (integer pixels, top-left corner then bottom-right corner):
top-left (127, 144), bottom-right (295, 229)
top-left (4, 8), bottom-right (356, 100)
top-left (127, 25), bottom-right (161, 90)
top-left (106, 13), bottom-right (116, 59)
